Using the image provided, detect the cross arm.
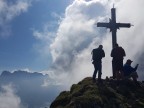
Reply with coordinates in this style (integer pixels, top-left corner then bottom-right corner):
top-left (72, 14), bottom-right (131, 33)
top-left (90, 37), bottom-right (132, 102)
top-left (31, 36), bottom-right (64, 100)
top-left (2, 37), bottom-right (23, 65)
top-left (97, 22), bottom-right (110, 28)
top-left (116, 23), bottom-right (131, 28)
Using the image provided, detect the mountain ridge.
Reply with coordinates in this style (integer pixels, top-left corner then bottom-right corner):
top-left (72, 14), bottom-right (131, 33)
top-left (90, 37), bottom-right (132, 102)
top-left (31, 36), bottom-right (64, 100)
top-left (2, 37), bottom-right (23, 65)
top-left (50, 77), bottom-right (144, 108)
top-left (0, 70), bottom-right (47, 77)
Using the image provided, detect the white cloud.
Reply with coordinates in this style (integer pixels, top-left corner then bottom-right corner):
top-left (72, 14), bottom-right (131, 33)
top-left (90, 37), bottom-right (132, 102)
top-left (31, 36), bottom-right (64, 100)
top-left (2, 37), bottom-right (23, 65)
top-left (11, 68), bottom-right (32, 73)
top-left (0, 84), bottom-right (26, 108)
top-left (32, 23), bottom-right (57, 59)
top-left (0, 0), bottom-right (30, 22)
top-left (49, 0), bottom-right (110, 83)
top-left (0, 0), bottom-right (32, 37)
top-left (34, 0), bottom-right (144, 86)
top-left (33, 23), bottom-right (57, 41)
top-left (50, 1), bottom-right (107, 70)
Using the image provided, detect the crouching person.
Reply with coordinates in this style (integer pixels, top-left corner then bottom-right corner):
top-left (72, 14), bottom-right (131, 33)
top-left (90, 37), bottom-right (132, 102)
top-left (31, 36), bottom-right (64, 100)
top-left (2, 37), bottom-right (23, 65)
top-left (123, 59), bottom-right (139, 82)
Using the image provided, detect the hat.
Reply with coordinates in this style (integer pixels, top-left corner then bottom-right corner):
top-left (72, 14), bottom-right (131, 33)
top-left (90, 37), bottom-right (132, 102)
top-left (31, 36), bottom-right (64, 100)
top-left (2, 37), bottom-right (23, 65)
top-left (126, 59), bottom-right (133, 64)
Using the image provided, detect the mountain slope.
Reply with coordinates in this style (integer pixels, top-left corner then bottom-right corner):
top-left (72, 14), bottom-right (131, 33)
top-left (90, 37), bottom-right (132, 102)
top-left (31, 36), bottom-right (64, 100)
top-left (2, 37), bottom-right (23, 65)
top-left (50, 77), bottom-right (144, 108)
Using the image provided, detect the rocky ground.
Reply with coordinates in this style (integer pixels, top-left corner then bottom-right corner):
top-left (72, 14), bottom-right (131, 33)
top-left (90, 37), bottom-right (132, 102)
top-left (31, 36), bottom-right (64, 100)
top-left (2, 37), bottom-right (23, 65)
top-left (50, 77), bottom-right (144, 108)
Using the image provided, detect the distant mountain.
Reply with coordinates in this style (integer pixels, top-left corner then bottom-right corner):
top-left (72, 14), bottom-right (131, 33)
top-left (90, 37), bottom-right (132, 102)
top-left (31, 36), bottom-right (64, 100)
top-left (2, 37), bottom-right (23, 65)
top-left (1, 70), bottom-right (48, 77)
top-left (0, 70), bottom-right (48, 82)
top-left (0, 70), bottom-right (61, 108)
top-left (50, 77), bottom-right (144, 108)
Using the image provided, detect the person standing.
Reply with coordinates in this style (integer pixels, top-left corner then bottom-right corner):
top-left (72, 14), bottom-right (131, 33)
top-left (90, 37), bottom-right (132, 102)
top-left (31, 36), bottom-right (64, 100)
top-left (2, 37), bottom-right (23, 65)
top-left (92, 45), bottom-right (105, 82)
top-left (111, 43), bottom-right (126, 79)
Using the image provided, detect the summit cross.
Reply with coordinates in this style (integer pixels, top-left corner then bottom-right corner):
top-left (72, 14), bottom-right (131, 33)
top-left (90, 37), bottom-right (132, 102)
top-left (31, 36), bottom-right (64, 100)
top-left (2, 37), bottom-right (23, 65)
top-left (97, 6), bottom-right (132, 48)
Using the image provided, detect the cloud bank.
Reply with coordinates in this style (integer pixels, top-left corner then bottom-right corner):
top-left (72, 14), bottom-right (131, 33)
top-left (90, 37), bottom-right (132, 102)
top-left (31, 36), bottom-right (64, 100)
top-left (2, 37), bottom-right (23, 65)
top-left (34, 0), bottom-right (144, 85)
top-left (0, 0), bottom-right (32, 37)
top-left (0, 84), bottom-right (25, 108)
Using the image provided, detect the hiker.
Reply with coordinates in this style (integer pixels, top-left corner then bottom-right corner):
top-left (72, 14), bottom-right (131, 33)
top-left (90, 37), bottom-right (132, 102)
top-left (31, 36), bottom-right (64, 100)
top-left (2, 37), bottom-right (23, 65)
top-left (123, 59), bottom-right (139, 82)
top-left (91, 45), bottom-right (105, 82)
top-left (111, 43), bottom-right (126, 79)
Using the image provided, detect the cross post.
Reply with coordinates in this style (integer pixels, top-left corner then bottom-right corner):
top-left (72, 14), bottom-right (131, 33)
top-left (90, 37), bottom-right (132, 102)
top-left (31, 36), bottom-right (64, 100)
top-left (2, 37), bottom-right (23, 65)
top-left (97, 7), bottom-right (131, 48)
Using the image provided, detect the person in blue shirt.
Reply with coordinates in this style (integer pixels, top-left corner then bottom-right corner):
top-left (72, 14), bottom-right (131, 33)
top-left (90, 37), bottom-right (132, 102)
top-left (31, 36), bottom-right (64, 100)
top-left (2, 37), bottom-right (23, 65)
top-left (123, 59), bottom-right (139, 82)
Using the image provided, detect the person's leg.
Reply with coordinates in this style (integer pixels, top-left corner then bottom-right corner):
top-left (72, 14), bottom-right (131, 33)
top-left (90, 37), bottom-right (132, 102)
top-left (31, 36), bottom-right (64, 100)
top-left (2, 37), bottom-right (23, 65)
top-left (120, 60), bottom-right (124, 79)
top-left (131, 72), bottom-right (138, 82)
top-left (116, 71), bottom-right (120, 80)
top-left (120, 71), bottom-right (124, 79)
top-left (115, 60), bottom-right (120, 80)
top-left (98, 62), bottom-right (102, 81)
top-left (112, 60), bottom-right (116, 79)
top-left (93, 63), bottom-right (98, 80)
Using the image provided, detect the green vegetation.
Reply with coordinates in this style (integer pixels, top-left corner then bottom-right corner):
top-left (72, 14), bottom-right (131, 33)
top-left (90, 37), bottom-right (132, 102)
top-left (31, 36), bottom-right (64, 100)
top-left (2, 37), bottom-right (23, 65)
top-left (50, 77), bottom-right (144, 108)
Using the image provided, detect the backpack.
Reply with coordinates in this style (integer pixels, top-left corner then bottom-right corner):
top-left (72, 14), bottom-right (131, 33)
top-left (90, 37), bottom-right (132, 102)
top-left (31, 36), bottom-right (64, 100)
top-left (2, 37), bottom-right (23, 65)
top-left (92, 48), bottom-right (104, 61)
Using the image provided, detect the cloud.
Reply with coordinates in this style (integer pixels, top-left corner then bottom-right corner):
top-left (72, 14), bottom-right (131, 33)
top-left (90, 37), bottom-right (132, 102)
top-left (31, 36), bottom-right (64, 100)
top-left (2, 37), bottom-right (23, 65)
top-left (50, 0), bottom-right (107, 71)
top-left (34, 0), bottom-right (144, 85)
top-left (0, 84), bottom-right (26, 108)
top-left (0, 0), bottom-right (32, 37)
top-left (32, 22), bottom-right (58, 60)
top-left (49, 0), bottom-right (112, 84)
top-left (0, 0), bottom-right (29, 21)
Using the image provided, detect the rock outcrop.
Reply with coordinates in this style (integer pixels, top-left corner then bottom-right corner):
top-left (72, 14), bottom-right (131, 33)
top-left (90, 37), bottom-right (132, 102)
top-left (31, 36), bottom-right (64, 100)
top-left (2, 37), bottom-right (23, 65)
top-left (50, 77), bottom-right (144, 108)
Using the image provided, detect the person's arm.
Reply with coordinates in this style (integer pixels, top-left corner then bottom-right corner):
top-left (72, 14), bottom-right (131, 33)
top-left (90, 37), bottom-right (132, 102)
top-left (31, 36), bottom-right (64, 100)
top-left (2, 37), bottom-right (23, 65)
top-left (134, 64), bottom-right (139, 71)
top-left (129, 64), bottom-right (138, 72)
top-left (123, 48), bottom-right (126, 56)
top-left (91, 50), bottom-right (93, 61)
top-left (91, 49), bottom-right (93, 55)
top-left (102, 50), bottom-right (105, 58)
top-left (111, 49), bottom-right (113, 57)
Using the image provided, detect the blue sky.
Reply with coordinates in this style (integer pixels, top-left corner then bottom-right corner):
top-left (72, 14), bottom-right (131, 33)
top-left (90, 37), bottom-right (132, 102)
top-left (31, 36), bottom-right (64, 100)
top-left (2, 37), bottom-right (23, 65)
top-left (0, 0), bottom-right (144, 80)
top-left (0, 0), bottom-right (71, 72)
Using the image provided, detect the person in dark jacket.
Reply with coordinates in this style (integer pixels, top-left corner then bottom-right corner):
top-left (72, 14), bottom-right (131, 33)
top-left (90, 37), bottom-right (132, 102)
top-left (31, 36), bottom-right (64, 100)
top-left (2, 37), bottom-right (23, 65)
top-left (123, 59), bottom-right (139, 82)
top-left (92, 45), bottom-right (105, 82)
top-left (111, 43), bottom-right (126, 79)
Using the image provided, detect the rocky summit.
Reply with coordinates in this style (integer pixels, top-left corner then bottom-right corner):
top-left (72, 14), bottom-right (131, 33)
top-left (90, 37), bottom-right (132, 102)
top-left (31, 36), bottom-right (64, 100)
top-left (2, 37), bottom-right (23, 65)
top-left (50, 77), bottom-right (144, 108)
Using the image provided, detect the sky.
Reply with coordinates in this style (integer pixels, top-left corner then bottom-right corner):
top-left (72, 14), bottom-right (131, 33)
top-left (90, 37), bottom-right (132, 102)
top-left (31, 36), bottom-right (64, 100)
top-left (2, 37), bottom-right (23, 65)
top-left (0, 0), bottom-right (144, 81)
top-left (0, 0), bottom-right (70, 72)
top-left (0, 0), bottom-right (144, 85)
top-left (1, 0), bottom-right (144, 107)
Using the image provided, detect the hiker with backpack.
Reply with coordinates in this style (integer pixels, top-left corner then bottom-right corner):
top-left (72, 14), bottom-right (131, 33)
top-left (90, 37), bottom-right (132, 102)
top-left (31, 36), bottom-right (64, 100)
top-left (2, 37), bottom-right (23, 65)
top-left (91, 45), bottom-right (105, 82)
